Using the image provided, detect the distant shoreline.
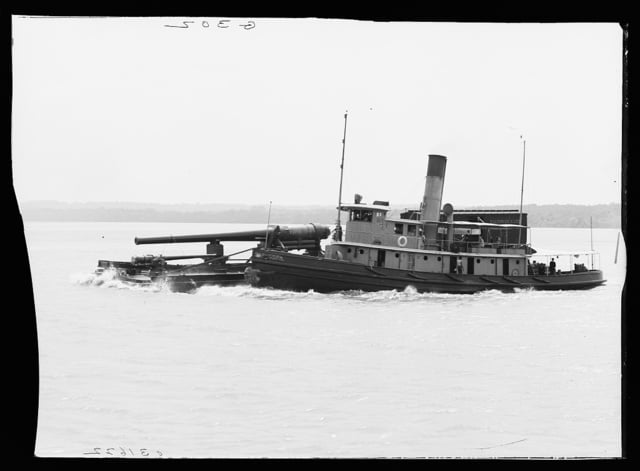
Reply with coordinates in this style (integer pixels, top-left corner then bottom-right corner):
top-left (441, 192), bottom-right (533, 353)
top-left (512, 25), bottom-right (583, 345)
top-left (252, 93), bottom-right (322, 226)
top-left (18, 201), bottom-right (622, 229)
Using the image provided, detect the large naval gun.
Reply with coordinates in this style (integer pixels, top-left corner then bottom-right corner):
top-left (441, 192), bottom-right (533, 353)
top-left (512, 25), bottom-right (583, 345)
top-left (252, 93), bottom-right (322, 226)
top-left (96, 223), bottom-right (331, 292)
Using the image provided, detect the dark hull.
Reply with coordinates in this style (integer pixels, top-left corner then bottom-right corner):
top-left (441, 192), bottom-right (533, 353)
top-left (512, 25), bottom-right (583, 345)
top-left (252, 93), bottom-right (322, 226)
top-left (96, 260), bottom-right (248, 293)
top-left (164, 272), bottom-right (247, 293)
top-left (246, 249), bottom-right (606, 294)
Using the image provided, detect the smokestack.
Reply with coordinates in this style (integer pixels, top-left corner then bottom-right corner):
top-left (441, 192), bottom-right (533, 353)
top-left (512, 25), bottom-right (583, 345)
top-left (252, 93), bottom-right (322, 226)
top-left (420, 154), bottom-right (447, 248)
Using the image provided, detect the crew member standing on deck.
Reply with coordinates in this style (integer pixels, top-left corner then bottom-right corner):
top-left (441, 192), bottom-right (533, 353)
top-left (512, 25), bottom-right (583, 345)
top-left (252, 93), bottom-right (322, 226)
top-left (549, 258), bottom-right (556, 275)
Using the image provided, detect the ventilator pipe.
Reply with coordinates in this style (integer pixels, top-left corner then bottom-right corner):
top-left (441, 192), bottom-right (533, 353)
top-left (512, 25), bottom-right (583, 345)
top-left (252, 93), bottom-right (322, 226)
top-left (442, 202), bottom-right (454, 250)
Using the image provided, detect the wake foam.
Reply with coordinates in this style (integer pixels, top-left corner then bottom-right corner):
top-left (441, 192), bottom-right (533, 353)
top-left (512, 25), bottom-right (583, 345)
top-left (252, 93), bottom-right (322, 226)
top-left (72, 270), bottom-right (541, 302)
top-left (194, 284), bottom-right (322, 300)
top-left (70, 269), bottom-right (167, 292)
top-left (193, 284), bottom-right (511, 303)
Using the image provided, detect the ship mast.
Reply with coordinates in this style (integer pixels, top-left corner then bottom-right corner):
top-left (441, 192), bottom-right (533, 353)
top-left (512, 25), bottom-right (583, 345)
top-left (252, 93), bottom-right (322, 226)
top-left (334, 111), bottom-right (348, 241)
top-left (265, 200), bottom-right (273, 247)
top-left (518, 136), bottom-right (526, 247)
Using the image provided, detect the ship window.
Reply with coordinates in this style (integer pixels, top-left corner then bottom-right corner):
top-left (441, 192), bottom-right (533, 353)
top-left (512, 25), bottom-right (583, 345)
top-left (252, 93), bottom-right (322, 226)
top-left (476, 259), bottom-right (481, 264)
top-left (359, 249), bottom-right (364, 255)
top-left (394, 223), bottom-right (403, 234)
top-left (347, 248), bottom-right (352, 253)
top-left (437, 256), bottom-right (442, 261)
top-left (516, 260), bottom-right (520, 264)
top-left (423, 255), bottom-right (428, 261)
top-left (407, 225), bottom-right (417, 236)
top-left (490, 259), bottom-right (495, 264)
top-left (350, 209), bottom-right (373, 222)
top-left (395, 253), bottom-right (400, 258)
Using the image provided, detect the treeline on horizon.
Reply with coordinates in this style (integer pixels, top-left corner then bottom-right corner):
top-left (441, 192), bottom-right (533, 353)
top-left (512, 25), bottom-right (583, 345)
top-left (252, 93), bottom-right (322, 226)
top-left (19, 201), bottom-right (622, 228)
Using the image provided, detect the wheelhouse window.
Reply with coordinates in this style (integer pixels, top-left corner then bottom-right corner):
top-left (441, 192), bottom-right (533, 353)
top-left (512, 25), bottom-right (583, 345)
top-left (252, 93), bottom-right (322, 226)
top-left (407, 225), bottom-right (417, 236)
top-left (350, 209), bottom-right (373, 222)
top-left (394, 223), bottom-right (404, 234)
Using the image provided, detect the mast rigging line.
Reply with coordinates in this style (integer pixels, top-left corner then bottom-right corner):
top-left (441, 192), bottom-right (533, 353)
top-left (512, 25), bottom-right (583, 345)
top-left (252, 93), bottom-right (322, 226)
top-left (335, 111), bottom-right (348, 241)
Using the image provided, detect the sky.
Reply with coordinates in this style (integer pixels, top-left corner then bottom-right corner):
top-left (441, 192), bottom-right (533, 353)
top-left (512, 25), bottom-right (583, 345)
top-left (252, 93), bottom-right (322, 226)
top-left (11, 17), bottom-right (623, 209)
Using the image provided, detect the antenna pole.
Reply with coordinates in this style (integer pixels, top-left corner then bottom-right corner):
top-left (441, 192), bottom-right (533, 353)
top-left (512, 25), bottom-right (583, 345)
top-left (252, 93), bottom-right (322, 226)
top-left (335, 111), bottom-right (348, 241)
top-left (614, 231), bottom-right (620, 264)
top-left (590, 216), bottom-right (594, 269)
top-left (518, 137), bottom-right (526, 247)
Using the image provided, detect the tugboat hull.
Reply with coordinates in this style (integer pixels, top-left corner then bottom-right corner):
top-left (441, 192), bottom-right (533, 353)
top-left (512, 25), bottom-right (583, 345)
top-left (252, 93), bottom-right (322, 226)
top-left (245, 249), bottom-right (606, 294)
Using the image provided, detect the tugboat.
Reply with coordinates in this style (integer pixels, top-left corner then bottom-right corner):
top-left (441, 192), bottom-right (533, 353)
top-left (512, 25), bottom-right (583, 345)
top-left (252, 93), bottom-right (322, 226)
top-left (245, 148), bottom-right (606, 294)
top-left (96, 224), bottom-right (331, 292)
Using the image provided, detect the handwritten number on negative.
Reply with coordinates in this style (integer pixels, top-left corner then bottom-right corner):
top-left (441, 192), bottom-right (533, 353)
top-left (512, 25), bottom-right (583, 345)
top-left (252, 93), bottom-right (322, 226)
top-left (165, 20), bottom-right (195, 29)
top-left (164, 19), bottom-right (254, 30)
top-left (83, 447), bottom-right (163, 457)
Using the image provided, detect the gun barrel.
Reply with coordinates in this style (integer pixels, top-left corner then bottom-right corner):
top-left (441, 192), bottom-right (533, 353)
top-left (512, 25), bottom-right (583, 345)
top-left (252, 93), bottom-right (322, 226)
top-left (135, 229), bottom-right (271, 245)
top-left (134, 224), bottom-right (331, 245)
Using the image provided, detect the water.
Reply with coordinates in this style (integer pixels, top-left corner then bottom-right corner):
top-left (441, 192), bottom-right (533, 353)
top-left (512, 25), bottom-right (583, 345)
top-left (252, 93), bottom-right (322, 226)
top-left (25, 222), bottom-right (625, 458)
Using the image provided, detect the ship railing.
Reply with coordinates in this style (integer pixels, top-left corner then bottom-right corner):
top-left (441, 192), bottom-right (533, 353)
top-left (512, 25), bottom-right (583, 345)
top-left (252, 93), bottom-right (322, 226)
top-left (527, 251), bottom-right (600, 276)
top-left (439, 239), bottom-right (531, 253)
top-left (485, 242), bottom-right (529, 249)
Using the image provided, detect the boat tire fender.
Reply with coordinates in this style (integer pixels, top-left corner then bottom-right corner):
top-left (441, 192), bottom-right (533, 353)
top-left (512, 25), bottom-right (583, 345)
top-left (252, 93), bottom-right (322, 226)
top-left (397, 236), bottom-right (408, 247)
top-left (511, 269), bottom-right (519, 276)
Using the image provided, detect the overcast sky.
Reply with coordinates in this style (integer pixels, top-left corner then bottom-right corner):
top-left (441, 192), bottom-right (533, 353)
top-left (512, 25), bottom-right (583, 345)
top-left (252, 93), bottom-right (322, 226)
top-left (12, 17), bottom-right (623, 209)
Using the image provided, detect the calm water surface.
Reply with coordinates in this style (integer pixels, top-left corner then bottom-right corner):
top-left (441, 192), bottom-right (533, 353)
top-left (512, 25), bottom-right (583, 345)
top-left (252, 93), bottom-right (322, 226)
top-left (25, 222), bottom-right (625, 458)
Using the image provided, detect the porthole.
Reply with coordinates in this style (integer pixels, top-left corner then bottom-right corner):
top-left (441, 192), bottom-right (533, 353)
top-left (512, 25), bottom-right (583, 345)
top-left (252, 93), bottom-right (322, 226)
top-left (347, 248), bottom-right (352, 253)
top-left (437, 256), bottom-right (442, 261)
top-left (395, 253), bottom-right (400, 258)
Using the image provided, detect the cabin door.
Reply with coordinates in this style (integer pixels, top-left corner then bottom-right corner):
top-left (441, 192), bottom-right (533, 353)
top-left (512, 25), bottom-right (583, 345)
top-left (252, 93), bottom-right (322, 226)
top-left (408, 254), bottom-right (415, 271)
top-left (449, 256), bottom-right (457, 274)
top-left (502, 258), bottom-right (509, 276)
top-left (376, 249), bottom-right (386, 268)
top-left (467, 257), bottom-right (475, 275)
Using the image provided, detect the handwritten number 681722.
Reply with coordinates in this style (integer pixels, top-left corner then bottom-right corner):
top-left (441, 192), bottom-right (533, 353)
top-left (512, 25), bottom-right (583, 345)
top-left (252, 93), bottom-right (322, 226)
top-left (83, 447), bottom-right (164, 457)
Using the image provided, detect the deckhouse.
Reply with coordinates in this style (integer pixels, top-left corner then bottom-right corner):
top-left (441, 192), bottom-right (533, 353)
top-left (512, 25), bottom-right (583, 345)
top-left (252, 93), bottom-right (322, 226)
top-left (325, 205), bottom-right (531, 277)
top-left (324, 155), bottom-right (532, 277)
